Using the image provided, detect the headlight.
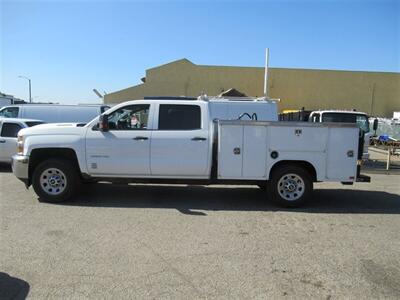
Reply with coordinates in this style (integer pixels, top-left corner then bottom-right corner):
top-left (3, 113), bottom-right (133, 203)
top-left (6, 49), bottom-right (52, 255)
top-left (17, 135), bottom-right (24, 155)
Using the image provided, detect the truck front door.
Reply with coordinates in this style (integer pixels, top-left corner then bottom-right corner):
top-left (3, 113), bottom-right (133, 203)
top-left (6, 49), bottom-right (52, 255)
top-left (85, 104), bottom-right (153, 176)
top-left (150, 104), bottom-right (210, 177)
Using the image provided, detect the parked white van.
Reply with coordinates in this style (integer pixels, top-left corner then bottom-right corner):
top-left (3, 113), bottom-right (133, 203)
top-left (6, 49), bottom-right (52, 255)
top-left (0, 104), bottom-right (110, 123)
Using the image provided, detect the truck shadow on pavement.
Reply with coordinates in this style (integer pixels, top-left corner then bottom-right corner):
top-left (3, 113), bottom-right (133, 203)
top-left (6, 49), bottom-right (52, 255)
top-left (57, 184), bottom-right (400, 215)
top-left (0, 272), bottom-right (30, 300)
top-left (0, 163), bottom-right (12, 173)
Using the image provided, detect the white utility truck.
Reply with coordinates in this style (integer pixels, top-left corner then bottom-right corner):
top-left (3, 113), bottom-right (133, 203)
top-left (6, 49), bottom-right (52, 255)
top-left (12, 96), bottom-right (369, 207)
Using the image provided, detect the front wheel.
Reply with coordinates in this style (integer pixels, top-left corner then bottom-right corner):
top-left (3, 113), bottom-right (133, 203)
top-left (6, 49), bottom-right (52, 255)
top-left (32, 159), bottom-right (81, 203)
top-left (267, 164), bottom-right (313, 207)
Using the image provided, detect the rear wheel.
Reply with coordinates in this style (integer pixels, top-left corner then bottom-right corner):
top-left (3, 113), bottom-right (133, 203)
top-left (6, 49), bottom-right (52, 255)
top-left (32, 159), bottom-right (81, 202)
top-left (267, 164), bottom-right (313, 207)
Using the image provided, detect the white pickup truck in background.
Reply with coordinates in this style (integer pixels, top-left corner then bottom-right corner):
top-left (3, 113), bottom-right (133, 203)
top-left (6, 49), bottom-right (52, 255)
top-left (0, 118), bottom-right (44, 163)
top-left (279, 109), bottom-right (371, 159)
top-left (11, 96), bottom-right (370, 207)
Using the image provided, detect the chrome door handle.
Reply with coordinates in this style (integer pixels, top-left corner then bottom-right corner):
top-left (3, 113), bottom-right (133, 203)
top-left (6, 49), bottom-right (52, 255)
top-left (133, 136), bottom-right (148, 141)
top-left (0, 140), bottom-right (5, 143)
top-left (191, 137), bottom-right (206, 141)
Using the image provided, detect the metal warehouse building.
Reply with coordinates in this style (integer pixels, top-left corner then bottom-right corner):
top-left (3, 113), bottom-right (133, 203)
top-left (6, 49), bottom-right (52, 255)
top-left (104, 59), bottom-right (400, 117)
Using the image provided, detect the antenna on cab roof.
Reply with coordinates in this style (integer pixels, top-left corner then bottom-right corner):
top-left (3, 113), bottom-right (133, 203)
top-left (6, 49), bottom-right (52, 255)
top-left (264, 48), bottom-right (269, 99)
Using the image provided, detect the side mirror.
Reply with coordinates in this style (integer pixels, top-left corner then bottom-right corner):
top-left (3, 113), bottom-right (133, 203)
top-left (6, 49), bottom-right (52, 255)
top-left (373, 118), bottom-right (378, 131)
top-left (98, 114), bottom-right (109, 132)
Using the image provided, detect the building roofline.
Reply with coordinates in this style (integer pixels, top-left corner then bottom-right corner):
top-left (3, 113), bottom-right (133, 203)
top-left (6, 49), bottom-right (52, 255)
top-left (147, 58), bottom-right (194, 71)
top-left (142, 58), bottom-right (400, 75)
top-left (197, 63), bottom-right (399, 75)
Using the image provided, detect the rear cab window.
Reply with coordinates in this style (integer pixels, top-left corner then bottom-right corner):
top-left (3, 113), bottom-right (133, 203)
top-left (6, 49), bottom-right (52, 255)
top-left (321, 112), bottom-right (370, 132)
top-left (0, 122), bottom-right (23, 138)
top-left (322, 113), bottom-right (356, 123)
top-left (158, 104), bottom-right (201, 130)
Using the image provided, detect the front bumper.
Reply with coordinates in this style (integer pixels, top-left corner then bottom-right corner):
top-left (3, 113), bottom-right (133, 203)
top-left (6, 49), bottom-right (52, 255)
top-left (11, 155), bottom-right (30, 186)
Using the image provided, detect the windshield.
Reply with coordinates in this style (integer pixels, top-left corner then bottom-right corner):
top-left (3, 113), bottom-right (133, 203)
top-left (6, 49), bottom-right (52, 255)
top-left (322, 113), bottom-right (370, 132)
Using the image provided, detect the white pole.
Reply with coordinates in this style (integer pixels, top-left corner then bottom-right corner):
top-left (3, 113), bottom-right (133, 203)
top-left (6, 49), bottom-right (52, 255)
top-left (264, 48), bottom-right (269, 98)
top-left (386, 146), bottom-right (391, 170)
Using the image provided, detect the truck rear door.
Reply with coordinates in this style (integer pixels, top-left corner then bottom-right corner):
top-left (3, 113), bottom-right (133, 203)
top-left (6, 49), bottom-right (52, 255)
top-left (150, 103), bottom-right (210, 177)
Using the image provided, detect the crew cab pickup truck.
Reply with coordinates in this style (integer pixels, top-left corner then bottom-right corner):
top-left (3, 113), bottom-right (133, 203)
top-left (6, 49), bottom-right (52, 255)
top-left (12, 96), bottom-right (369, 207)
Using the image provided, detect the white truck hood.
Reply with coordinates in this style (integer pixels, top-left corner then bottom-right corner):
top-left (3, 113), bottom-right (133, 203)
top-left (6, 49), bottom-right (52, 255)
top-left (19, 123), bottom-right (87, 137)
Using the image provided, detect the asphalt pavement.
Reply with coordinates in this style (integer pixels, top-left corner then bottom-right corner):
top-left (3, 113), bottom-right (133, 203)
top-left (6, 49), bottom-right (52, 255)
top-left (1, 166), bottom-right (400, 299)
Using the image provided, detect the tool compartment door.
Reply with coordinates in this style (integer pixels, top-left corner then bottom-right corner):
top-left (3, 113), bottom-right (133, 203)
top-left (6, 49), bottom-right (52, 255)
top-left (218, 124), bottom-right (243, 179)
top-left (326, 127), bottom-right (358, 180)
top-left (242, 125), bottom-right (267, 178)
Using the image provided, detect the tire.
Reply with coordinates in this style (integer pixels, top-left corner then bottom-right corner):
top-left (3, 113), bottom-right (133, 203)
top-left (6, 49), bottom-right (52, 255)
top-left (267, 164), bottom-right (313, 207)
top-left (32, 158), bottom-right (81, 202)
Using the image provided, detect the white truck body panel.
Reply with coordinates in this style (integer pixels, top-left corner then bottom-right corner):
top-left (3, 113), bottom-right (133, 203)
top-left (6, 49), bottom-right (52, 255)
top-left (209, 100), bottom-right (278, 121)
top-left (218, 121), bottom-right (358, 182)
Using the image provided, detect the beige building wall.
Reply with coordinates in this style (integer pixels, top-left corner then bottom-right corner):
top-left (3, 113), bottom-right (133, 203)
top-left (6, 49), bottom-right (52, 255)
top-left (104, 59), bottom-right (400, 117)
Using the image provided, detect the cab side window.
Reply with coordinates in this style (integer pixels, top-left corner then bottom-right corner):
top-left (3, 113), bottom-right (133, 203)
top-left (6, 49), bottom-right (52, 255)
top-left (158, 104), bottom-right (201, 130)
top-left (107, 105), bottom-right (150, 130)
top-left (1, 123), bottom-right (22, 138)
top-left (0, 107), bottom-right (19, 118)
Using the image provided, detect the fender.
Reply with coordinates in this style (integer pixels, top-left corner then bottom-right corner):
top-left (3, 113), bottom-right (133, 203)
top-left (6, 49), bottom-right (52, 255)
top-left (22, 126), bottom-right (89, 174)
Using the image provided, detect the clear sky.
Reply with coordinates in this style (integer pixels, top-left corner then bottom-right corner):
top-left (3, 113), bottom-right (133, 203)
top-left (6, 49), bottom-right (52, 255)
top-left (1, 0), bottom-right (399, 104)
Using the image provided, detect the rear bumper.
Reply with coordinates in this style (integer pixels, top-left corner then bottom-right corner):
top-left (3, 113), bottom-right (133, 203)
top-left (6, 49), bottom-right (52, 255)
top-left (11, 155), bottom-right (30, 186)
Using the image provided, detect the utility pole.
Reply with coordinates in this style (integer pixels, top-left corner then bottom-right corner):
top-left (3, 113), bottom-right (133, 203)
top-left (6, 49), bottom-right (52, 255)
top-left (18, 75), bottom-right (32, 103)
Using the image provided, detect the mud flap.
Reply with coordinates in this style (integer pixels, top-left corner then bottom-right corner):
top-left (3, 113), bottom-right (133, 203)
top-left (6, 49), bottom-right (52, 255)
top-left (356, 174), bottom-right (371, 182)
top-left (356, 165), bottom-right (371, 183)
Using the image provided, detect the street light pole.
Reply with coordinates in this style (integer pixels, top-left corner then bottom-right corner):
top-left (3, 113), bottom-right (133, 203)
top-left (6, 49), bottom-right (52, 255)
top-left (18, 75), bottom-right (32, 103)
